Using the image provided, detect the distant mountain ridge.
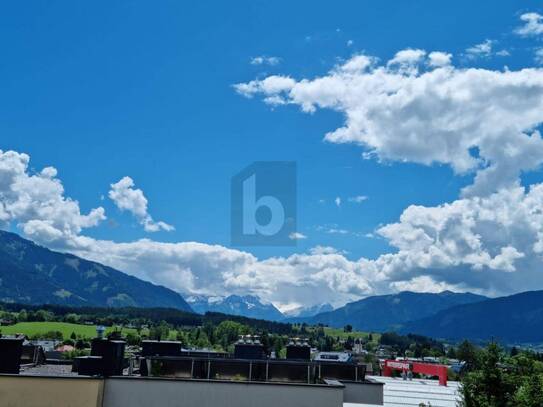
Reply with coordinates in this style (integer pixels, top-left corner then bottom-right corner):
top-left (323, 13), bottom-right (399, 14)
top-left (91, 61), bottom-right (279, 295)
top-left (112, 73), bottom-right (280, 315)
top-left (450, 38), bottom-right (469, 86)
top-left (300, 291), bottom-right (487, 332)
top-left (0, 230), bottom-right (193, 312)
top-left (186, 294), bottom-right (284, 321)
top-left (402, 290), bottom-right (543, 343)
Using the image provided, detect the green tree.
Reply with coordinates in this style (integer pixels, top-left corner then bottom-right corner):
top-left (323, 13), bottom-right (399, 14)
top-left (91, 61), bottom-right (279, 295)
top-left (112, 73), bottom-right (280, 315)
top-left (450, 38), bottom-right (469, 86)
top-left (215, 321), bottom-right (249, 350)
top-left (149, 321), bottom-right (170, 340)
top-left (18, 309), bottom-right (28, 322)
top-left (513, 373), bottom-right (543, 407)
top-left (125, 332), bottom-right (141, 346)
top-left (33, 309), bottom-right (54, 322)
top-left (457, 340), bottom-right (479, 372)
top-left (446, 346), bottom-right (457, 359)
top-left (64, 313), bottom-right (80, 324)
top-left (176, 330), bottom-right (188, 347)
top-left (460, 342), bottom-right (515, 407)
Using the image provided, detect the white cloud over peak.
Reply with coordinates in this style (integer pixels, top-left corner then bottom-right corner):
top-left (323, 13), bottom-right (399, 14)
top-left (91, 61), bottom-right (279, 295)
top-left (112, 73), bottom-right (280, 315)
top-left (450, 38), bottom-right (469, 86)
top-left (235, 50), bottom-right (543, 197)
top-left (109, 176), bottom-right (174, 232)
top-left (515, 12), bottom-right (543, 37)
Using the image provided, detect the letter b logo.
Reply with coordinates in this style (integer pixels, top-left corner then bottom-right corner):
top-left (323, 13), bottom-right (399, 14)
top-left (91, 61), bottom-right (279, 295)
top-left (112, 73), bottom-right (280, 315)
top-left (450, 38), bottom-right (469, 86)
top-left (232, 162), bottom-right (296, 246)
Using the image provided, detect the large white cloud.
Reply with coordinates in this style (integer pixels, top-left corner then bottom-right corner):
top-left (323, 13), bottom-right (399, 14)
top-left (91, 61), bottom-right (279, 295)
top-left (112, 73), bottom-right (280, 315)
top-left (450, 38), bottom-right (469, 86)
top-left (0, 150), bottom-right (105, 242)
top-left (2, 149), bottom-right (543, 309)
top-left (373, 184), bottom-right (543, 293)
top-left (234, 51), bottom-right (543, 197)
top-left (109, 176), bottom-right (174, 232)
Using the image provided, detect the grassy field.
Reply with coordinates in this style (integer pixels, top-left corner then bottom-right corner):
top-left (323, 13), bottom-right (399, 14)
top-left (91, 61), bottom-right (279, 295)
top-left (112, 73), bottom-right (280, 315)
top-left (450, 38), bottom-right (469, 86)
top-left (0, 322), bottom-right (140, 339)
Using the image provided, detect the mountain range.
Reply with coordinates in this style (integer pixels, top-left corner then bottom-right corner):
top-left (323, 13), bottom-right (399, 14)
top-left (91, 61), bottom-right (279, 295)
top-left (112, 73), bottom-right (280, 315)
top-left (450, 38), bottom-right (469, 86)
top-left (0, 230), bottom-right (332, 321)
top-left (401, 290), bottom-right (543, 343)
top-left (292, 290), bottom-right (488, 332)
top-left (2, 230), bottom-right (543, 343)
top-left (0, 230), bottom-right (192, 312)
top-left (186, 294), bottom-right (284, 321)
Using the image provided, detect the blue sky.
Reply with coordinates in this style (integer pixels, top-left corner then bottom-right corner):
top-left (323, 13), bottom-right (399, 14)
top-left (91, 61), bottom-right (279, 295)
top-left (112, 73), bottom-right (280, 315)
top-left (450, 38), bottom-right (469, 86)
top-left (2, 1), bottom-right (543, 309)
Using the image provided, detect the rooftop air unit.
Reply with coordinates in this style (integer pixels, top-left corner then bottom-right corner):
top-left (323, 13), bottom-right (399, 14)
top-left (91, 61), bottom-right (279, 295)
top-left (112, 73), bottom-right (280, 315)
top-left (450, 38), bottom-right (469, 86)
top-left (286, 338), bottom-right (311, 361)
top-left (234, 335), bottom-right (266, 360)
top-left (0, 336), bottom-right (24, 374)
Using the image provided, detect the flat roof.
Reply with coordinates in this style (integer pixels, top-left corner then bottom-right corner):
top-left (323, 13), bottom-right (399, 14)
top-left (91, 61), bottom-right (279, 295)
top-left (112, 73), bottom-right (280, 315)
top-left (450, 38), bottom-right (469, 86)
top-left (349, 375), bottom-right (460, 407)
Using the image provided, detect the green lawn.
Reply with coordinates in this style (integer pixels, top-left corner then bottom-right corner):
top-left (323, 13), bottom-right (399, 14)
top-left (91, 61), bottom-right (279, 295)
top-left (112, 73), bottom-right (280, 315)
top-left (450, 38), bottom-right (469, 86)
top-left (0, 322), bottom-right (139, 339)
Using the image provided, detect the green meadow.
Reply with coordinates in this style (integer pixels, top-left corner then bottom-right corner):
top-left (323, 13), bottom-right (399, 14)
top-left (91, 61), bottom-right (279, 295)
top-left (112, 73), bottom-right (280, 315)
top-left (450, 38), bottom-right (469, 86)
top-left (0, 322), bottom-right (140, 339)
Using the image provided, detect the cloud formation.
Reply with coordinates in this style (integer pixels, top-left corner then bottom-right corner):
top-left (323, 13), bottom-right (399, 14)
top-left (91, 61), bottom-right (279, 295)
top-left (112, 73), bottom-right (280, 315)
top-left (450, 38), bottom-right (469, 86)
top-left (109, 176), bottom-right (174, 232)
top-left (0, 150), bottom-right (105, 243)
top-left (515, 12), bottom-right (543, 37)
top-left (235, 50), bottom-right (543, 197)
top-left (250, 56), bottom-right (281, 66)
top-left (465, 39), bottom-right (494, 58)
top-left (289, 232), bottom-right (307, 240)
top-left (2, 149), bottom-right (543, 308)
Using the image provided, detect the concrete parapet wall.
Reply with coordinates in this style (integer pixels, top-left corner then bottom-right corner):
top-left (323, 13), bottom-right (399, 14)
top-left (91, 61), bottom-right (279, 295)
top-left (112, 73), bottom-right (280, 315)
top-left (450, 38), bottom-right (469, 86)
top-left (0, 375), bottom-right (104, 407)
top-left (0, 373), bottom-right (383, 407)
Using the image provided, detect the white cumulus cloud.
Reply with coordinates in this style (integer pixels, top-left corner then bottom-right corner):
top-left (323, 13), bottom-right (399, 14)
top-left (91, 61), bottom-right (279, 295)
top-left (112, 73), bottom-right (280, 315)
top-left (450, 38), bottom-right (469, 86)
top-left (0, 150), bottom-right (105, 242)
top-left (427, 51), bottom-right (452, 67)
top-left (515, 12), bottom-right (543, 37)
top-left (235, 50), bottom-right (543, 197)
top-left (109, 176), bottom-right (174, 233)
